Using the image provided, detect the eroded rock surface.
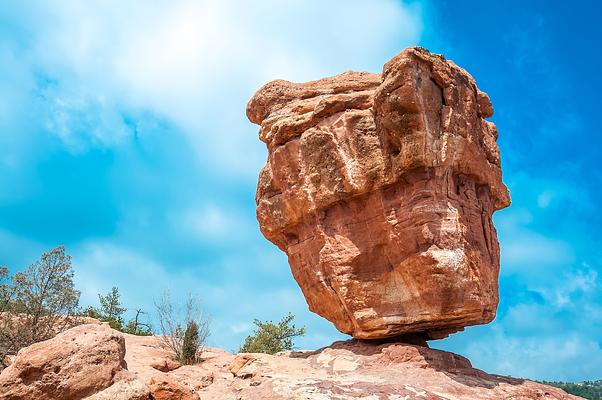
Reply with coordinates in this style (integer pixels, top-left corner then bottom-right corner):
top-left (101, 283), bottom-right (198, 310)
top-left (149, 374), bottom-right (199, 400)
top-left (84, 378), bottom-right (150, 400)
top-left (124, 335), bottom-right (580, 400)
top-left (248, 46), bottom-right (511, 339)
top-left (0, 324), bottom-right (127, 400)
top-left (0, 326), bottom-right (580, 399)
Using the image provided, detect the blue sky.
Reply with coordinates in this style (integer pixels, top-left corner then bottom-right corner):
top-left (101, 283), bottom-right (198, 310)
top-left (0, 1), bottom-right (600, 382)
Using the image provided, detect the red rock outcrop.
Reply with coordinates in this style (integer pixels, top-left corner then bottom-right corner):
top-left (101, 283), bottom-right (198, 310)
top-left (248, 46), bottom-right (511, 340)
top-left (0, 326), bottom-right (580, 399)
top-left (149, 374), bottom-right (199, 400)
top-left (0, 324), bottom-right (127, 400)
top-left (123, 335), bottom-right (580, 400)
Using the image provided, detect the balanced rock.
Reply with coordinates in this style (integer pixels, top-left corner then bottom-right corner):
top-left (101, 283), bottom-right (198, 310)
top-left (248, 47), bottom-right (511, 339)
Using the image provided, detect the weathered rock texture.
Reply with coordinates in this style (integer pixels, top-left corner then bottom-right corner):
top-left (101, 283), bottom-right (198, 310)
top-left (248, 46), bottom-right (511, 339)
top-left (123, 335), bottom-right (580, 400)
top-left (149, 374), bottom-right (200, 400)
top-left (0, 326), bottom-right (580, 399)
top-left (0, 324), bottom-right (127, 400)
top-left (84, 378), bottom-right (150, 400)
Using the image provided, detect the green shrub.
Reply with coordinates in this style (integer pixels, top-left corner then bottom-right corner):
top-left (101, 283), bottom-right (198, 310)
top-left (98, 287), bottom-right (126, 330)
top-left (541, 380), bottom-right (602, 400)
top-left (0, 246), bottom-right (80, 359)
top-left (239, 313), bottom-right (305, 354)
top-left (84, 286), bottom-right (126, 331)
top-left (155, 292), bottom-right (209, 365)
top-left (123, 309), bottom-right (152, 336)
top-left (84, 287), bottom-right (152, 336)
top-left (181, 321), bottom-right (200, 364)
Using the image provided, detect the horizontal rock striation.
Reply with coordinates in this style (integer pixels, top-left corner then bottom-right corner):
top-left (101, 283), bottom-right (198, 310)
top-left (248, 47), bottom-right (511, 340)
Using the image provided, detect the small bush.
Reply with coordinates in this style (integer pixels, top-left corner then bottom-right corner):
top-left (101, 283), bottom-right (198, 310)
top-left (541, 380), bottom-right (602, 400)
top-left (82, 286), bottom-right (126, 330)
top-left (181, 321), bottom-right (200, 364)
top-left (239, 313), bottom-right (305, 354)
top-left (84, 287), bottom-right (152, 336)
top-left (98, 286), bottom-right (126, 330)
top-left (154, 292), bottom-right (209, 364)
top-left (124, 309), bottom-right (152, 336)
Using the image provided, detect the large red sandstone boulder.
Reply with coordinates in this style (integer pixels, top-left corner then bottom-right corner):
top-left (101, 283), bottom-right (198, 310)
top-left (0, 324), bottom-right (127, 400)
top-left (247, 46), bottom-right (511, 340)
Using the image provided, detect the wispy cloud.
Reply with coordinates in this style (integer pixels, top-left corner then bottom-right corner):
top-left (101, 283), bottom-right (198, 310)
top-left (465, 328), bottom-right (602, 381)
top-left (5, 0), bottom-right (422, 175)
top-left (436, 168), bottom-right (602, 380)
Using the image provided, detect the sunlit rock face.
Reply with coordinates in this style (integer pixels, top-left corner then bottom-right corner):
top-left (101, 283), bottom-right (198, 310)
top-left (247, 47), bottom-right (510, 340)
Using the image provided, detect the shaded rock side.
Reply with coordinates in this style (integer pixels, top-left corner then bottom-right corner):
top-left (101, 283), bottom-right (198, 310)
top-left (247, 46), bottom-right (511, 339)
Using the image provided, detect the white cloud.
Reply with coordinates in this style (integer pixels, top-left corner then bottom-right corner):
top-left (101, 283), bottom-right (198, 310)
top-left (537, 190), bottom-right (554, 208)
top-left (15, 0), bottom-right (423, 176)
top-left (462, 327), bottom-right (602, 381)
top-left (173, 204), bottom-right (251, 243)
top-left (552, 266), bottom-right (597, 308)
top-left (498, 208), bottom-right (574, 276)
top-left (43, 87), bottom-right (133, 153)
top-left (230, 322), bottom-right (252, 335)
top-left (495, 175), bottom-right (590, 278)
top-left (501, 231), bottom-right (573, 273)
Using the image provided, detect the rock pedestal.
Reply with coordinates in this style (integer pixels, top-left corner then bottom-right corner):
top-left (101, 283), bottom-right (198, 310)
top-left (248, 47), bottom-right (510, 340)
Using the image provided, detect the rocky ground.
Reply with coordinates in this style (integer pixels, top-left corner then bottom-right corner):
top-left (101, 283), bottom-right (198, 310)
top-left (0, 323), bottom-right (582, 399)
